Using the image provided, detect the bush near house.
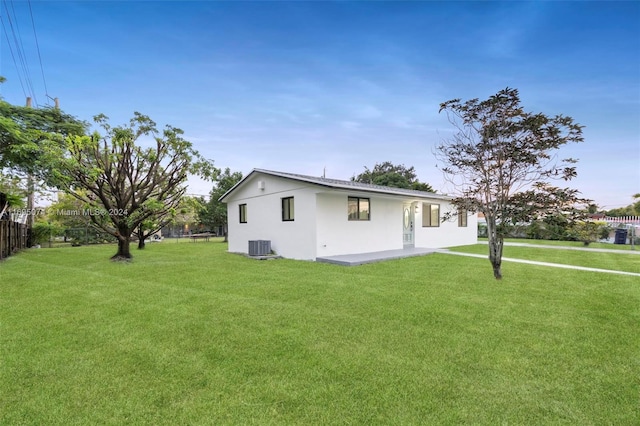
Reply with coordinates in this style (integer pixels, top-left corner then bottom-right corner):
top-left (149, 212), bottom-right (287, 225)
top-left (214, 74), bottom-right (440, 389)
top-left (571, 220), bottom-right (610, 245)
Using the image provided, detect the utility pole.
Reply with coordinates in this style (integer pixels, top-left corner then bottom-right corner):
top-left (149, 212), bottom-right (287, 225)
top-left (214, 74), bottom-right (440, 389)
top-left (26, 97), bottom-right (35, 247)
top-left (24, 96), bottom-right (62, 247)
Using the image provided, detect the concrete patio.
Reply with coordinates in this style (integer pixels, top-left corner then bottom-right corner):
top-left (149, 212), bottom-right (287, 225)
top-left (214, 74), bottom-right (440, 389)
top-left (316, 247), bottom-right (436, 266)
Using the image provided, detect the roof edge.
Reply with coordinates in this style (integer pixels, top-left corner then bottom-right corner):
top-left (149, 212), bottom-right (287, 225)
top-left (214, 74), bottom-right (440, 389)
top-left (219, 168), bottom-right (450, 202)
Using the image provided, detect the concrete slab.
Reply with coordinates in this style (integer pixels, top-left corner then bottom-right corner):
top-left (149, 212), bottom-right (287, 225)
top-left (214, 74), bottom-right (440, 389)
top-left (244, 254), bottom-right (282, 261)
top-left (316, 247), bottom-right (435, 266)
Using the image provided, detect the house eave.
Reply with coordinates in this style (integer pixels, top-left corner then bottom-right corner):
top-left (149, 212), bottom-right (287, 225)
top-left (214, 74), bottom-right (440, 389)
top-left (219, 168), bottom-right (451, 202)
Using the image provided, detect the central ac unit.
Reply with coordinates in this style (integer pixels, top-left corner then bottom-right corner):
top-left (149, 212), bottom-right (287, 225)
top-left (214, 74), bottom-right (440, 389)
top-left (248, 240), bottom-right (271, 256)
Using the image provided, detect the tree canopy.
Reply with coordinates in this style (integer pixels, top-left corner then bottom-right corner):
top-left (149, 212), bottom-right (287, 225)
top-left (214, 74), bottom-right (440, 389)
top-left (0, 77), bottom-right (86, 178)
top-left (162, 195), bottom-right (206, 236)
top-left (1, 76), bottom-right (86, 218)
top-left (436, 87), bottom-right (589, 279)
top-left (352, 161), bottom-right (434, 192)
top-left (0, 174), bottom-right (26, 211)
top-left (50, 112), bottom-right (216, 260)
top-left (199, 168), bottom-right (243, 241)
top-left (46, 191), bottom-right (94, 230)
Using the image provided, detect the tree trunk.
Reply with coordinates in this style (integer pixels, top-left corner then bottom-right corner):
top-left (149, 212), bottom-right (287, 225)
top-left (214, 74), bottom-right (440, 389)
top-left (138, 237), bottom-right (146, 250)
top-left (488, 236), bottom-right (503, 279)
top-left (223, 224), bottom-right (228, 243)
top-left (486, 215), bottom-right (503, 280)
top-left (112, 235), bottom-right (132, 261)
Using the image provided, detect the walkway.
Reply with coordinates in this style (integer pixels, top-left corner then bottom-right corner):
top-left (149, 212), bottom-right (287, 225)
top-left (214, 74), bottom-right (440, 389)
top-left (316, 247), bottom-right (436, 266)
top-left (437, 250), bottom-right (640, 277)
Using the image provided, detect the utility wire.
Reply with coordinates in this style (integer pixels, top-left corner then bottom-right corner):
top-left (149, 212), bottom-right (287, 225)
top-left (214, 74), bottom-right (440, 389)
top-left (12, 0), bottom-right (38, 106)
top-left (28, 0), bottom-right (47, 102)
top-left (2, 0), bottom-right (38, 105)
top-left (0, 13), bottom-right (27, 99)
top-left (7, 0), bottom-right (37, 106)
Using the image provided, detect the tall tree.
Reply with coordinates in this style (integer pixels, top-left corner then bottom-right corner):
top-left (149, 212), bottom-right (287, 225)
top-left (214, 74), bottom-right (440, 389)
top-left (436, 88), bottom-right (589, 279)
top-left (1, 76), bottom-right (86, 227)
top-left (51, 112), bottom-right (216, 260)
top-left (352, 161), bottom-right (435, 192)
top-left (200, 168), bottom-right (243, 242)
top-left (0, 77), bottom-right (86, 177)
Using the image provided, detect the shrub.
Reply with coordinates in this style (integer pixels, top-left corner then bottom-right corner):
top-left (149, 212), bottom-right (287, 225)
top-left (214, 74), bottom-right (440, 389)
top-left (571, 221), bottom-right (610, 246)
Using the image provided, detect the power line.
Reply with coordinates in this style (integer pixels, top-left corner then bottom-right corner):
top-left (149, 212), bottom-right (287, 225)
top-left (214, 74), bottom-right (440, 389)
top-left (27, 0), bottom-right (47, 101)
top-left (0, 13), bottom-right (27, 98)
top-left (1, 0), bottom-right (38, 105)
top-left (3, 1), bottom-right (30, 101)
top-left (10, 0), bottom-right (38, 106)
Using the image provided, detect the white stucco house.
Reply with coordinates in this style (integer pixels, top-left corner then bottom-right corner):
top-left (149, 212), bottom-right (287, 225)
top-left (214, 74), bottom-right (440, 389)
top-left (219, 169), bottom-right (477, 261)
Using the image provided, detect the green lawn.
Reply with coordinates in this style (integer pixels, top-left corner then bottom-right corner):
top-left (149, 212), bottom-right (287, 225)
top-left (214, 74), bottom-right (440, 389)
top-left (481, 237), bottom-right (639, 251)
top-left (1, 241), bottom-right (638, 424)
top-left (452, 244), bottom-right (640, 274)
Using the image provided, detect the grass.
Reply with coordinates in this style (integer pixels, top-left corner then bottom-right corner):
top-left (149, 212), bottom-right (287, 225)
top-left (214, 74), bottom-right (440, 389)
top-left (1, 241), bottom-right (639, 424)
top-left (481, 237), bottom-right (639, 251)
top-left (452, 244), bottom-right (640, 274)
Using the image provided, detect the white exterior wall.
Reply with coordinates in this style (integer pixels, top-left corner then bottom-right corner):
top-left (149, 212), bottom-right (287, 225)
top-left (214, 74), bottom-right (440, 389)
top-left (414, 200), bottom-right (478, 248)
top-left (315, 192), bottom-right (403, 257)
top-left (224, 171), bottom-right (478, 260)
top-left (225, 174), bottom-right (317, 260)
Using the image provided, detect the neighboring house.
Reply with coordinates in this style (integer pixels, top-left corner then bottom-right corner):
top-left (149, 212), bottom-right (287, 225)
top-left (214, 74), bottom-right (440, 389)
top-left (219, 169), bottom-right (477, 260)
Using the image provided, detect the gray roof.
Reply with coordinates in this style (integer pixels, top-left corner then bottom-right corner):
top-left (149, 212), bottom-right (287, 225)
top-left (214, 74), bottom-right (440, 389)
top-left (220, 168), bottom-right (450, 202)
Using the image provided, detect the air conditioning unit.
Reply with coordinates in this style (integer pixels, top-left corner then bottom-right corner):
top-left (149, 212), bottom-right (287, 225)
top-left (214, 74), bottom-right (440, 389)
top-left (248, 240), bottom-right (271, 256)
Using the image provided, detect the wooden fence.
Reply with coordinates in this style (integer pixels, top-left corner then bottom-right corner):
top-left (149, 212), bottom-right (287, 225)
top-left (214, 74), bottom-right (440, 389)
top-left (0, 220), bottom-right (29, 260)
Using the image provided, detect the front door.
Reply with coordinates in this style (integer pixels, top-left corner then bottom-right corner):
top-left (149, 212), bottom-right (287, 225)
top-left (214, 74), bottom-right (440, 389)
top-left (403, 203), bottom-right (414, 248)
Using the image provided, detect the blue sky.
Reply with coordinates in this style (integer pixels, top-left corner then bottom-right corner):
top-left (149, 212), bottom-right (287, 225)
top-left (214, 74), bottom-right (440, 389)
top-left (1, 1), bottom-right (638, 209)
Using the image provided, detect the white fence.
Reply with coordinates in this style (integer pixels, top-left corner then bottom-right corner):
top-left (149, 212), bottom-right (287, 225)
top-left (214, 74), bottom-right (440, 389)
top-left (603, 216), bottom-right (640, 226)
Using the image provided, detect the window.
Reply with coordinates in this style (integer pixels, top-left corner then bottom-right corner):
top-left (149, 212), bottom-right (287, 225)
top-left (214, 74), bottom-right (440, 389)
top-left (282, 197), bottom-right (294, 221)
top-left (458, 208), bottom-right (468, 227)
top-left (422, 203), bottom-right (440, 227)
top-left (348, 197), bottom-right (370, 221)
top-left (239, 204), bottom-right (247, 223)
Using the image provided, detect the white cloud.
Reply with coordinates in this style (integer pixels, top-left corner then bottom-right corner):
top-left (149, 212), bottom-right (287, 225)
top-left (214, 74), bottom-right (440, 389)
top-left (339, 120), bottom-right (362, 130)
top-left (351, 104), bottom-right (383, 120)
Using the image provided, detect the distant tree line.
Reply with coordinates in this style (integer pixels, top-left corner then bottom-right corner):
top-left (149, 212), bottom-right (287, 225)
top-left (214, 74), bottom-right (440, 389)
top-left (604, 194), bottom-right (640, 217)
top-left (352, 161), bottom-right (435, 192)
